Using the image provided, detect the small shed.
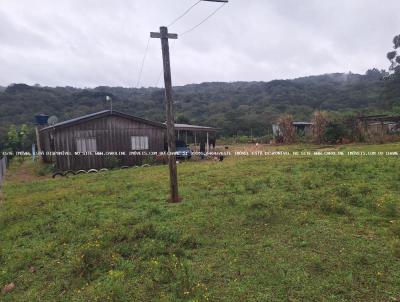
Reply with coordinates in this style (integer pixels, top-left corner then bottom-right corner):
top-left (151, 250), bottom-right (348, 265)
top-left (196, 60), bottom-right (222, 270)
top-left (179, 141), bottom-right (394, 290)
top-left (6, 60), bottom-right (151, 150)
top-left (272, 121), bottom-right (313, 138)
top-left (292, 122), bottom-right (313, 137)
top-left (39, 110), bottom-right (166, 171)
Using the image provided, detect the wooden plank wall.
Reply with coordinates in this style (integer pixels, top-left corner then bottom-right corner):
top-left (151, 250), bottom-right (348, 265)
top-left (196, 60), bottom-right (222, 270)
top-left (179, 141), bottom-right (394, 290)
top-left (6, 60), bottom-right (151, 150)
top-left (44, 116), bottom-right (166, 171)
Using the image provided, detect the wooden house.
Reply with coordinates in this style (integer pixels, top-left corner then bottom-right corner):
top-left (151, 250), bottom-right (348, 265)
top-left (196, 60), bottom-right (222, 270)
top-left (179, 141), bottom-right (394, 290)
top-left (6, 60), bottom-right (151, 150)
top-left (39, 110), bottom-right (166, 171)
top-left (357, 115), bottom-right (400, 142)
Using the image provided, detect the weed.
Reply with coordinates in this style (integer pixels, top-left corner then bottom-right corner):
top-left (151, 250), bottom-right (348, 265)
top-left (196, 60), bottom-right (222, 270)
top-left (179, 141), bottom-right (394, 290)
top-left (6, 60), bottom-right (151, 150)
top-left (390, 222), bottom-right (400, 237)
top-left (377, 195), bottom-right (399, 217)
top-left (244, 180), bottom-right (264, 194)
top-left (180, 235), bottom-right (201, 250)
top-left (392, 240), bottom-right (400, 259)
top-left (73, 243), bottom-right (111, 281)
top-left (131, 223), bottom-right (157, 240)
top-left (308, 256), bottom-right (326, 274)
top-left (247, 201), bottom-right (283, 224)
top-left (320, 197), bottom-right (350, 215)
top-left (336, 184), bottom-right (352, 199)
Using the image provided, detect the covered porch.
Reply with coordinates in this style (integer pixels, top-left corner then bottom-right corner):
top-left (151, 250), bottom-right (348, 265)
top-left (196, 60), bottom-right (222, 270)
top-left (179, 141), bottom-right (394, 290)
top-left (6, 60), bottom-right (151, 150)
top-left (174, 123), bottom-right (218, 152)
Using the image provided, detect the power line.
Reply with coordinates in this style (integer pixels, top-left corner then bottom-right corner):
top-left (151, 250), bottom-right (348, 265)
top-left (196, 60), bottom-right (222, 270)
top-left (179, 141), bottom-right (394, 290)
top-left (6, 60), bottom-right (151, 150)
top-left (135, 36), bottom-right (151, 88)
top-left (155, 39), bottom-right (177, 87)
top-left (151, 1), bottom-right (228, 87)
top-left (155, 70), bottom-right (163, 87)
top-left (180, 2), bottom-right (227, 37)
top-left (167, 0), bottom-right (202, 28)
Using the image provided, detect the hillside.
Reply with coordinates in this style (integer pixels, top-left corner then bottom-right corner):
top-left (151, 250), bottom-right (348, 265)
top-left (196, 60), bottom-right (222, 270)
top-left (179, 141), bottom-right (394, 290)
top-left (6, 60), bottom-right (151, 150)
top-left (0, 71), bottom-right (399, 145)
top-left (1, 144), bottom-right (400, 301)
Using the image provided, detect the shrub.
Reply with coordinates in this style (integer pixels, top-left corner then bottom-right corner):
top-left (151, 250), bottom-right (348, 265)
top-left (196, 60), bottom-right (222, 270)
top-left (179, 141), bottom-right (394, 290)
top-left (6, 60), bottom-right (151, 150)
top-left (142, 155), bottom-right (157, 166)
top-left (323, 122), bottom-right (348, 144)
top-left (311, 111), bottom-right (329, 144)
top-left (155, 154), bottom-right (168, 165)
top-left (33, 162), bottom-right (54, 176)
top-left (105, 155), bottom-right (121, 168)
top-left (278, 115), bottom-right (296, 144)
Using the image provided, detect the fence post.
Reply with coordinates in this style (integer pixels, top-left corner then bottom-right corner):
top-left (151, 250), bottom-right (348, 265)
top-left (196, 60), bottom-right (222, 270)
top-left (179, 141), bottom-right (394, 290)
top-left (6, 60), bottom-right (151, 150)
top-left (0, 156), bottom-right (6, 190)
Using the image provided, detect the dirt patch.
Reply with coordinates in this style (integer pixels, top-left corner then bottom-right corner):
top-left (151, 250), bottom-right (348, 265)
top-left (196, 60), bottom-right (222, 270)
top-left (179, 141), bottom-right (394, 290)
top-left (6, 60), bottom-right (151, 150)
top-left (5, 160), bottom-right (50, 184)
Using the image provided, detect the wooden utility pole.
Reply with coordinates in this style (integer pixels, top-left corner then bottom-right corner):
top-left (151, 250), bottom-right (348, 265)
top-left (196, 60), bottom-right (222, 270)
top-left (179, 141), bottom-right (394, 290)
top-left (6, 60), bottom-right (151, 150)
top-left (151, 27), bottom-right (180, 203)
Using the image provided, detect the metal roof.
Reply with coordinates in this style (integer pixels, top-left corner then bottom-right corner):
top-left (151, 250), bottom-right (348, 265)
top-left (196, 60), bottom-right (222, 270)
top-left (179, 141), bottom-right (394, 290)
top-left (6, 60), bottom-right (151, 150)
top-left (293, 122), bottom-right (313, 126)
top-left (40, 110), bottom-right (166, 131)
top-left (357, 115), bottom-right (388, 120)
top-left (173, 123), bottom-right (218, 132)
top-left (358, 115), bottom-right (400, 122)
top-left (40, 110), bottom-right (218, 132)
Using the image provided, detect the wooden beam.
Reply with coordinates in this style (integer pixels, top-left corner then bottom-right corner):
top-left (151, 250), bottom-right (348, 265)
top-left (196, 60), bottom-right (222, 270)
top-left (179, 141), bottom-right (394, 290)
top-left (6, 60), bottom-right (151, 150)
top-left (150, 32), bottom-right (178, 39)
top-left (206, 132), bottom-right (209, 153)
top-left (35, 126), bottom-right (43, 162)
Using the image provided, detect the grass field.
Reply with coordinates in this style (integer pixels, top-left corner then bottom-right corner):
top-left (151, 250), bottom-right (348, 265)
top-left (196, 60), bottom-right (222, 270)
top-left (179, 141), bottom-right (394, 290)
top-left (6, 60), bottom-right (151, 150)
top-left (1, 143), bottom-right (400, 301)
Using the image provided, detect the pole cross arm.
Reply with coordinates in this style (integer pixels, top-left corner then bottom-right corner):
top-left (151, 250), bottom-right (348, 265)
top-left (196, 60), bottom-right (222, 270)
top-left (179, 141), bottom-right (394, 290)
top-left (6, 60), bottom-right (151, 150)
top-left (150, 31), bottom-right (178, 39)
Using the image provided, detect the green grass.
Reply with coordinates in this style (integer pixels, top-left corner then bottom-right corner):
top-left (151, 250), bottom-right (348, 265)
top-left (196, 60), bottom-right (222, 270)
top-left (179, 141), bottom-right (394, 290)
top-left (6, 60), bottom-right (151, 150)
top-left (1, 144), bottom-right (400, 301)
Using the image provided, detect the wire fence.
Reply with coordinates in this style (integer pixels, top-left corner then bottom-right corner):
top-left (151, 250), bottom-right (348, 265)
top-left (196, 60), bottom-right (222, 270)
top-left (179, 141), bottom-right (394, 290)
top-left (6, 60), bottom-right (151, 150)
top-left (0, 156), bottom-right (7, 190)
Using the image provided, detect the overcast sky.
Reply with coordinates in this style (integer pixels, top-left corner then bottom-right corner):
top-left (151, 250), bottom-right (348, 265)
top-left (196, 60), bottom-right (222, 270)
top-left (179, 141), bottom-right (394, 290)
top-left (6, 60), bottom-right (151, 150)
top-left (0, 0), bottom-right (399, 88)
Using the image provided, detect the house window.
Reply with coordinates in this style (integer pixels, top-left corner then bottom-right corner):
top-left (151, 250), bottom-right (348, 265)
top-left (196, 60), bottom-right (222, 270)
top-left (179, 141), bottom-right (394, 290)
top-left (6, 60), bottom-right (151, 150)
top-left (76, 138), bottom-right (97, 153)
top-left (131, 136), bottom-right (149, 150)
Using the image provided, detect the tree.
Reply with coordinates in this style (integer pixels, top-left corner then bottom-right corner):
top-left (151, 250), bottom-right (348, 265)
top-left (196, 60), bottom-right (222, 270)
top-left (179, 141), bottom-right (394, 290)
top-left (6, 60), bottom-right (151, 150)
top-left (387, 34), bottom-right (400, 75)
top-left (176, 114), bottom-right (190, 124)
top-left (278, 115), bottom-right (295, 144)
top-left (311, 111), bottom-right (329, 144)
top-left (5, 124), bottom-right (33, 153)
top-left (323, 122), bottom-right (347, 144)
top-left (365, 68), bottom-right (388, 80)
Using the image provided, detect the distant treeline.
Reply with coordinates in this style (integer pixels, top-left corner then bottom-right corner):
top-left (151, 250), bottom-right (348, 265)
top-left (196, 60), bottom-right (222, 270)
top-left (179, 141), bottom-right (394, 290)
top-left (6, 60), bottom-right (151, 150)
top-left (0, 70), bottom-right (399, 148)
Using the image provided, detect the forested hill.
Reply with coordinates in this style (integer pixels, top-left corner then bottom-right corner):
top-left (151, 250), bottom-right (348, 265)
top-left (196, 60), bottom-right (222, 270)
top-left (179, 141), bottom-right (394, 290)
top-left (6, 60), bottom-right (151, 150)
top-left (0, 71), bottom-right (399, 142)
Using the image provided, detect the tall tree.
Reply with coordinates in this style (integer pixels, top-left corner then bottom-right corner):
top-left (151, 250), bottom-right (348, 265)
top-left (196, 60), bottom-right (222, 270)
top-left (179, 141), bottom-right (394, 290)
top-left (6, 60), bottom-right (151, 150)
top-left (5, 124), bottom-right (32, 153)
top-left (311, 111), bottom-right (329, 144)
top-left (278, 115), bottom-right (295, 144)
top-left (387, 34), bottom-right (400, 75)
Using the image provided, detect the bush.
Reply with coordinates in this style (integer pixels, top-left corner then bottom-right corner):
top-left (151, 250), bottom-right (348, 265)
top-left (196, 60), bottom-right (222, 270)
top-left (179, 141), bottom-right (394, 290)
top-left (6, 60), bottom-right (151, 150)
top-left (33, 162), bottom-right (54, 176)
top-left (142, 155), bottom-right (157, 166)
top-left (105, 155), bottom-right (121, 169)
top-left (324, 122), bottom-right (348, 144)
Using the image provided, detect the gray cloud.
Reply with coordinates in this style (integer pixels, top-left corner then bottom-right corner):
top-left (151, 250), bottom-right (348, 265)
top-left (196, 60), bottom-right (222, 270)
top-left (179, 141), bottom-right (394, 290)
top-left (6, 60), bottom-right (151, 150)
top-left (0, 0), bottom-right (398, 87)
